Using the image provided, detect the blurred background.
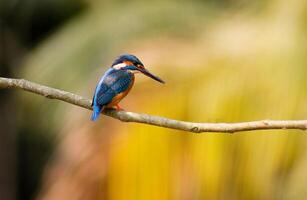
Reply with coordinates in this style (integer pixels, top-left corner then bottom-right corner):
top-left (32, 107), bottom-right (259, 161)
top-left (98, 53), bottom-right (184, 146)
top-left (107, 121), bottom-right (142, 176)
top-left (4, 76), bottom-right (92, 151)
top-left (1, 0), bottom-right (307, 199)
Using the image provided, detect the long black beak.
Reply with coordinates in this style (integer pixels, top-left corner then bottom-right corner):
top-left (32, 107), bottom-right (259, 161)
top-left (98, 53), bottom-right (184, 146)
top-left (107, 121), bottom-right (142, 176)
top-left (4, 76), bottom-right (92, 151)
top-left (139, 68), bottom-right (165, 84)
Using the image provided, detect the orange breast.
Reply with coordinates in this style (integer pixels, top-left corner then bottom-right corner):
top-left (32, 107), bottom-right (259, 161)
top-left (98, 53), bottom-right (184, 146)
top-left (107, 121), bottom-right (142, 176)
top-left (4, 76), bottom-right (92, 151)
top-left (106, 75), bottom-right (135, 107)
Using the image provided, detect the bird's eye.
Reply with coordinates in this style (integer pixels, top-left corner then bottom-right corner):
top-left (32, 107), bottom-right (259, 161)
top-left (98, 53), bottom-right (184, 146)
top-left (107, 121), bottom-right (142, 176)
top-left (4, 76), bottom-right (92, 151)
top-left (137, 64), bottom-right (143, 68)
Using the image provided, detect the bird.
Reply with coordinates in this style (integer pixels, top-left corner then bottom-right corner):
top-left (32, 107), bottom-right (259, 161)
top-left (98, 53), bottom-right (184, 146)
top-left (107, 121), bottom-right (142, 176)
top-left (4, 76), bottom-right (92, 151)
top-left (91, 54), bottom-right (165, 121)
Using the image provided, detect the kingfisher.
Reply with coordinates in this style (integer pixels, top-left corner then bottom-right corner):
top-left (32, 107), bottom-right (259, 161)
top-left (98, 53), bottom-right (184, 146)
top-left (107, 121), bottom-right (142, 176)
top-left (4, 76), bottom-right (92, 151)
top-left (91, 54), bottom-right (165, 121)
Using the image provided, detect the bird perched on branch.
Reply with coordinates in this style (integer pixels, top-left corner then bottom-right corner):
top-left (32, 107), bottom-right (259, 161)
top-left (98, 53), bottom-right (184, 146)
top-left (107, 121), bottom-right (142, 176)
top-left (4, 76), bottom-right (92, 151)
top-left (91, 54), bottom-right (165, 121)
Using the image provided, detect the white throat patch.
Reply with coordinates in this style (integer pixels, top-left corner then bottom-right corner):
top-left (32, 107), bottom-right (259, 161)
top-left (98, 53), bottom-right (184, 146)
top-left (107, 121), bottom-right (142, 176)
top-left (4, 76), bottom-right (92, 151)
top-left (113, 63), bottom-right (127, 70)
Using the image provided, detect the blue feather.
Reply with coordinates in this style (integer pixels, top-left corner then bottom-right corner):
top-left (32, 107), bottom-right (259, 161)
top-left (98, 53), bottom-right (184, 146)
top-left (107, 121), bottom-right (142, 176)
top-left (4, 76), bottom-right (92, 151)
top-left (112, 54), bottom-right (143, 66)
top-left (91, 105), bottom-right (102, 121)
top-left (91, 68), bottom-right (133, 121)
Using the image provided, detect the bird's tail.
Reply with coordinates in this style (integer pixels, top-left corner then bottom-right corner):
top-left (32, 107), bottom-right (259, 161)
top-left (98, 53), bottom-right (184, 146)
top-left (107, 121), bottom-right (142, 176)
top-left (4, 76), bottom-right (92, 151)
top-left (91, 105), bottom-right (103, 121)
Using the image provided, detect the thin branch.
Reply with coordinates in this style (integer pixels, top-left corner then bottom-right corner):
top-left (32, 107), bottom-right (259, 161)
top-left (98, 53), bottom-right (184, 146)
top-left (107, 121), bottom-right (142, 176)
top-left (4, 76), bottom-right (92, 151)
top-left (1, 77), bottom-right (307, 133)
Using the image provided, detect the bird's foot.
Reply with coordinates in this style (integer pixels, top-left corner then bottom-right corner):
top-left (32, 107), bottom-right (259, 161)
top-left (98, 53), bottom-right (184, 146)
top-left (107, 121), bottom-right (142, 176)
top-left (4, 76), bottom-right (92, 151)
top-left (115, 105), bottom-right (125, 111)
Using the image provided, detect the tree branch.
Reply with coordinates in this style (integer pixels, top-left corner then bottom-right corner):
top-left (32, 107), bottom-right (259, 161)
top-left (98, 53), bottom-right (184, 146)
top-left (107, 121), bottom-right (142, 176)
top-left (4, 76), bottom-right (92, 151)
top-left (1, 77), bottom-right (307, 133)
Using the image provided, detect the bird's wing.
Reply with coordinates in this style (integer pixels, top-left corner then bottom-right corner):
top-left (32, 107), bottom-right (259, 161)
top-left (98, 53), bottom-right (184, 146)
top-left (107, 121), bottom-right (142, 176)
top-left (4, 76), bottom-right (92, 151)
top-left (91, 85), bottom-right (97, 106)
top-left (94, 70), bottom-right (132, 106)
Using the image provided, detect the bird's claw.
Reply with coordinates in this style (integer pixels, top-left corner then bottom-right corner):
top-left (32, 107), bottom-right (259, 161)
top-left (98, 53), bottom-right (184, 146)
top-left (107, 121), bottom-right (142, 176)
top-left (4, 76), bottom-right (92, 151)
top-left (115, 105), bottom-right (125, 111)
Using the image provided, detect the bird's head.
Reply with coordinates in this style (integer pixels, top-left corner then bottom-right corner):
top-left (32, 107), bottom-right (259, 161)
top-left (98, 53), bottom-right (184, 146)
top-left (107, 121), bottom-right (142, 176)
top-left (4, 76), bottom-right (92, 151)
top-left (111, 54), bottom-right (165, 84)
